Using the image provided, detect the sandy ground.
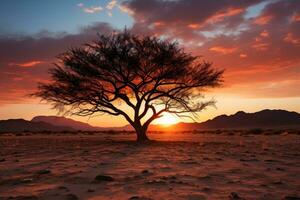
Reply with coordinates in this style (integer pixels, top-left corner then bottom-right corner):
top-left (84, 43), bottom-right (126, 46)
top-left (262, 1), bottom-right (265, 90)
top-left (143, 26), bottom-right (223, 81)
top-left (0, 132), bottom-right (300, 200)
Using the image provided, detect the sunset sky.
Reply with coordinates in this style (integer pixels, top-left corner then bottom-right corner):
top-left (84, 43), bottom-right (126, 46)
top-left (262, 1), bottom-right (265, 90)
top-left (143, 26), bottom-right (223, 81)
top-left (1, 0), bottom-right (300, 127)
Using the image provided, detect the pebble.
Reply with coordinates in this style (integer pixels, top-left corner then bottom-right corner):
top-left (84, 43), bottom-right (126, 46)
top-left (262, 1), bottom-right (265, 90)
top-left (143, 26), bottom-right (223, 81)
top-left (94, 175), bottom-right (114, 182)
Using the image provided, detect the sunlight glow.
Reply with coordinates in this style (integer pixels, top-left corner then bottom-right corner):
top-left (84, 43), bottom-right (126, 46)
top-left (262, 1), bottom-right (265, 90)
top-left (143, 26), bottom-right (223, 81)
top-left (155, 113), bottom-right (179, 126)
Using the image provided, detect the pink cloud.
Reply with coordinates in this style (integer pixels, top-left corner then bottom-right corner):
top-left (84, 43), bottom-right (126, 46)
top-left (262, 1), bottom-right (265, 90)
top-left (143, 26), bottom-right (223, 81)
top-left (207, 7), bottom-right (244, 24)
top-left (292, 13), bottom-right (300, 22)
top-left (209, 46), bottom-right (237, 54)
top-left (9, 60), bottom-right (44, 67)
top-left (0, 23), bottom-right (115, 104)
top-left (254, 15), bottom-right (273, 25)
top-left (260, 30), bottom-right (269, 37)
top-left (1, 0), bottom-right (300, 105)
top-left (284, 33), bottom-right (300, 46)
top-left (239, 53), bottom-right (247, 58)
top-left (83, 6), bottom-right (103, 13)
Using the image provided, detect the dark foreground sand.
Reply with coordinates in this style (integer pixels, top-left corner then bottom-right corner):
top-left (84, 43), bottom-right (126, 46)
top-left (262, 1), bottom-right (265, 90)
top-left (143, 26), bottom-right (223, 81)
top-left (0, 133), bottom-right (300, 200)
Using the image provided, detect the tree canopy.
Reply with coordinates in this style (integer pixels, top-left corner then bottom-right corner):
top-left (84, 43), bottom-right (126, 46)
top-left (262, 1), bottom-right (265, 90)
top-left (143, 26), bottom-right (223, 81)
top-left (34, 31), bottom-right (223, 142)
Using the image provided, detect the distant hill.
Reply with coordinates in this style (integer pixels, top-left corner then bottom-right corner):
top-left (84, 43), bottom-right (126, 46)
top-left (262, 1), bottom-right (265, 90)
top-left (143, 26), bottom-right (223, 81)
top-left (0, 119), bottom-right (73, 132)
top-left (31, 116), bottom-right (103, 131)
top-left (148, 109), bottom-right (300, 131)
top-left (1, 109), bottom-right (299, 133)
top-left (197, 109), bottom-right (300, 130)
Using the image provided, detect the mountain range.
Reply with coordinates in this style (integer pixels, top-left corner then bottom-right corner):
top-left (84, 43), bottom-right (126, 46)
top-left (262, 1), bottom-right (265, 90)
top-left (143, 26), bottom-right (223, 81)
top-left (150, 109), bottom-right (300, 131)
top-left (0, 109), bottom-right (299, 133)
top-left (31, 116), bottom-right (102, 131)
top-left (0, 119), bottom-right (73, 132)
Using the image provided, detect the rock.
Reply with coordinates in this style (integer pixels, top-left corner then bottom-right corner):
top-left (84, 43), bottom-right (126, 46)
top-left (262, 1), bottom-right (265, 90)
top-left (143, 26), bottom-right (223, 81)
top-left (181, 160), bottom-right (198, 164)
top-left (128, 196), bottom-right (152, 200)
top-left (187, 194), bottom-right (206, 200)
top-left (20, 178), bottom-right (33, 184)
top-left (202, 187), bottom-right (211, 192)
top-left (145, 180), bottom-right (167, 185)
top-left (264, 159), bottom-right (277, 163)
top-left (273, 181), bottom-right (283, 185)
top-left (87, 189), bottom-right (95, 192)
top-left (170, 180), bottom-right (184, 184)
top-left (128, 196), bottom-right (139, 200)
top-left (282, 197), bottom-right (300, 200)
top-left (7, 196), bottom-right (38, 200)
top-left (229, 192), bottom-right (245, 200)
top-left (161, 175), bottom-right (177, 180)
top-left (141, 170), bottom-right (149, 174)
top-left (281, 131), bottom-right (289, 136)
top-left (58, 186), bottom-right (69, 190)
top-left (94, 175), bottom-right (114, 182)
top-left (37, 169), bottom-right (51, 175)
top-left (65, 194), bottom-right (79, 200)
top-left (0, 158), bottom-right (6, 162)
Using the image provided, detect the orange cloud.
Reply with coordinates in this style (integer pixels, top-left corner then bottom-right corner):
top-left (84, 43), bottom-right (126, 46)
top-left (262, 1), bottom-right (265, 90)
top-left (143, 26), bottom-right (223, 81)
top-left (118, 4), bottom-right (134, 15)
top-left (239, 53), bottom-right (247, 58)
top-left (9, 61), bottom-right (44, 67)
top-left (208, 8), bottom-right (244, 23)
top-left (254, 15), bottom-right (273, 25)
top-left (260, 30), bottom-right (269, 37)
top-left (152, 21), bottom-right (165, 27)
top-left (209, 46), bottom-right (237, 54)
top-left (187, 23), bottom-right (200, 29)
top-left (284, 33), bottom-right (300, 46)
top-left (292, 13), bottom-right (300, 22)
top-left (13, 77), bottom-right (23, 81)
top-left (252, 42), bottom-right (269, 51)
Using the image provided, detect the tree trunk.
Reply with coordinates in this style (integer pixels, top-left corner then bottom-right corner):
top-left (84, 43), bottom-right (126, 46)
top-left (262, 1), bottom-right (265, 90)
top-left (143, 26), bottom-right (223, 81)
top-left (135, 127), bottom-right (150, 142)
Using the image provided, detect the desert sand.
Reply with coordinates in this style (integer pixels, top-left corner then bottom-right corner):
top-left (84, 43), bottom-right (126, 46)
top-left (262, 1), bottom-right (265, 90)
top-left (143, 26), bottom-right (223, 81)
top-left (0, 132), bottom-right (300, 200)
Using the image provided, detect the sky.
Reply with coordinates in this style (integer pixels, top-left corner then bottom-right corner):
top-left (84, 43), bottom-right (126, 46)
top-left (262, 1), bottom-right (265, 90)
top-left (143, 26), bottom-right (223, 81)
top-left (0, 0), bottom-right (300, 127)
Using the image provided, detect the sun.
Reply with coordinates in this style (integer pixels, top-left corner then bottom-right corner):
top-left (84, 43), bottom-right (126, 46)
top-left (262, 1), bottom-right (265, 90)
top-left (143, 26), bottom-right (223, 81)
top-left (155, 113), bottom-right (179, 126)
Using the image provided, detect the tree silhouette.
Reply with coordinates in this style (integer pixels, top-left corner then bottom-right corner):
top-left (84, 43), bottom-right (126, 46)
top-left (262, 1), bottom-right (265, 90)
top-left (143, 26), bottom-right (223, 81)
top-left (34, 31), bottom-right (223, 142)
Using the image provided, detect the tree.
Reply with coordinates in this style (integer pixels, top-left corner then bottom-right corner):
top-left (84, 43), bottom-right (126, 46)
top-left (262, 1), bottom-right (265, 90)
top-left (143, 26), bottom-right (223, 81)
top-left (34, 31), bottom-right (223, 142)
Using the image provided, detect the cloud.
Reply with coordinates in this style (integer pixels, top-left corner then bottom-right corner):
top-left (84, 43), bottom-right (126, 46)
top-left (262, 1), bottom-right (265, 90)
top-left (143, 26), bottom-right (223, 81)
top-left (121, 0), bottom-right (300, 98)
top-left (83, 6), bottom-right (103, 14)
top-left (254, 14), bottom-right (273, 25)
top-left (107, 0), bottom-right (117, 10)
top-left (292, 13), bottom-right (300, 22)
top-left (239, 53), bottom-right (247, 58)
top-left (106, 0), bottom-right (118, 17)
top-left (0, 23), bottom-right (115, 104)
top-left (78, 1), bottom-right (119, 16)
top-left (77, 3), bottom-right (103, 14)
top-left (118, 4), bottom-right (134, 15)
top-left (209, 46), bottom-right (237, 54)
top-left (260, 30), bottom-right (269, 37)
top-left (122, 0), bottom-right (262, 30)
top-left (9, 60), bottom-right (44, 67)
top-left (1, 0), bottom-right (300, 106)
top-left (207, 7), bottom-right (244, 24)
top-left (284, 33), bottom-right (300, 46)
